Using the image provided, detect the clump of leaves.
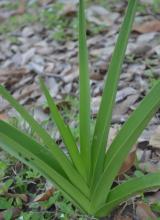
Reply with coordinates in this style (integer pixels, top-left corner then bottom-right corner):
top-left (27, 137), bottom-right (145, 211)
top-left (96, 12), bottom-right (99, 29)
top-left (0, 0), bottom-right (160, 218)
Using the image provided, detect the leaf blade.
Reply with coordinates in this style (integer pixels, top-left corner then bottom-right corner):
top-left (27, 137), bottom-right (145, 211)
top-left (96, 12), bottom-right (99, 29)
top-left (0, 120), bottom-right (65, 176)
top-left (0, 132), bottom-right (90, 214)
top-left (95, 173), bottom-right (160, 217)
top-left (39, 78), bottom-right (87, 180)
top-left (0, 86), bottom-right (89, 196)
top-left (91, 0), bottom-right (138, 183)
top-left (91, 80), bottom-right (160, 209)
top-left (79, 0), bottom-right (91, 174)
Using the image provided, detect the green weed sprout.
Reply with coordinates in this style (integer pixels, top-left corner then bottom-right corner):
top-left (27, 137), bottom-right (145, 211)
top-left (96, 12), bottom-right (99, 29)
top-left (0, 0), bottom-right (160, 217)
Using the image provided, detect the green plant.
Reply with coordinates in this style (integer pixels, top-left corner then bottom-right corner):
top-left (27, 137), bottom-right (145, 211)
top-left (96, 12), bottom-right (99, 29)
top-left (153, 0), bottom-right (160, 11)
top-left (0, 13), bottom-right (38, 35)
top-left (0, 0), bottom-right (160, 218)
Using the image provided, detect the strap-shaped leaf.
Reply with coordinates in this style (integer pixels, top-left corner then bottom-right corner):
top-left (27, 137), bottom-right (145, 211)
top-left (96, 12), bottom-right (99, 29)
top-left (0, 85), bottom-right (58, 153)
top-left (79, 0), bottom-right (91, 174)
top-left (91, 80), bottom-right (160, 210)
top-left (39, 78), bottom-right (87, 180)
top-left (0, 87), bottom-right (89, 196)
top-left (0, 132), bottom-right (90, 214)
top-left (0, 120), bottom-right (65, 176)
top-left (90, 0), bottom-right (138, 184)
top-left (95, 173), bottom-right (160, 217)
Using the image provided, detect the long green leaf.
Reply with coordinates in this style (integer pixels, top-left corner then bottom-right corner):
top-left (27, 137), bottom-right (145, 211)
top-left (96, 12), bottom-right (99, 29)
top-left (39, 78), bottom-right (87, 180)
top-left (0, 120), bottom-right (65, 176)
top-left (0, 87), bottom-right (89, 196)
top-left (95, 173), bottom-right (160, 217)
top-left (0, 132), bottom-right (90, 214)
top-left (0, 85), bottom-right (58, 153)
top-left (90, 0), bottom-right (138, 185)
top-left (79, 0), bottom-right (91, 174)
top-left (90, 80), bottom-right (160, 210)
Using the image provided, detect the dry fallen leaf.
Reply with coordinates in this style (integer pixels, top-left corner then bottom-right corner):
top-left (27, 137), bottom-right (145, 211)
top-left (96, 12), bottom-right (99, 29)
top-left (108, 124), bottom-right (121, 146)
top-left (33, 187), bottom-right (54, 202)
top-left (91, 96), bottom-right (101, 116)
top-left (113, 94), bottom-right (139, 120)
top-left (0, 114), bottom-right (8, 121)
top-left (139, 161), bottom-right (160, 173)
top-left (114, 213), bottom-right (132, 220)
top-left (136, 202), bottom-right (157, 220)
top-left (0, 68), bottom-right (29, 77)
top-left (133, 20), bottom-right (160, 33)
top-left (146, 191), bottom-right (160, 204)
top-left (60, 3), bottom-right (77, 17)
top-left (118, 144), bottom-right (137, 176)
top-left (39, 0), bottom-right (53, 5)
top-left (116, 87), bottom-right (137, 103)
top-left (150, 126), bottom-right (160, 149)
top-left (119, 149), bottom-right (136, 175)
top-left (11, 0), bottom-right (26, 16)
top-left (87, 5), bottom-right (119, 26)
